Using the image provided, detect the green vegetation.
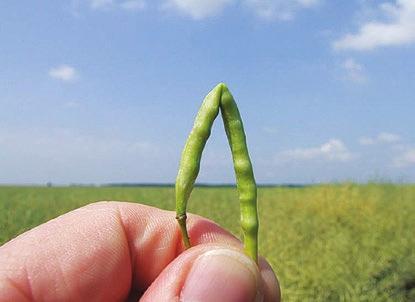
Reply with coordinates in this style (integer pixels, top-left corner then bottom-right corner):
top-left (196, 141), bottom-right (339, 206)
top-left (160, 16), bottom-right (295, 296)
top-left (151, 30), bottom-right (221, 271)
top-left (176, 83), bottom-right (258, 262)
top-left (1, 184), bottom-right (414, 301)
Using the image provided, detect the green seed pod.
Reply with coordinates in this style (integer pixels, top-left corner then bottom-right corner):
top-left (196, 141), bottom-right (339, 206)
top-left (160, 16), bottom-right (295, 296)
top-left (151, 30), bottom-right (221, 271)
top-left (175, 83), bottom-right (258, 263)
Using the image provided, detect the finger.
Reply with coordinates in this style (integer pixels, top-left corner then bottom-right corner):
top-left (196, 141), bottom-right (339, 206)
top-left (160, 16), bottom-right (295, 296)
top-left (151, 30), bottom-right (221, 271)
top-left (141, 244), bottom-right (281, 302)
top-left (0, 201), bottom-right (242, 301)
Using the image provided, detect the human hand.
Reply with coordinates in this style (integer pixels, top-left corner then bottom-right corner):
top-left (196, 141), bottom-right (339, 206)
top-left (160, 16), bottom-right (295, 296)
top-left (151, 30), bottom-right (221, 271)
top-left (0, 202), bottom-right (280, 301)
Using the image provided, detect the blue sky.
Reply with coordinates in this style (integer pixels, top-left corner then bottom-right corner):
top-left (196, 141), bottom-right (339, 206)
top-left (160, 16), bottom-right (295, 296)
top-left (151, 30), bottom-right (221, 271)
top-left (1, 0), bottom-right (414, 184)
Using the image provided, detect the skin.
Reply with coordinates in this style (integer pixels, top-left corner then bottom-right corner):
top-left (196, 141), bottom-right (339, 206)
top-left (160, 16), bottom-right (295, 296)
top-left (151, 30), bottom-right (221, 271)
top-left (176, 83), bottom-right (259, 263)
top-left (0, 202), bottom-right (280, 301)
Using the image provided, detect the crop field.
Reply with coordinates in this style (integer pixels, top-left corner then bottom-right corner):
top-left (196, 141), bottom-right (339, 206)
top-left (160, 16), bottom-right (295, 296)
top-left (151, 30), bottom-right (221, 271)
top-left (1, 184), bottom-right (414, 301)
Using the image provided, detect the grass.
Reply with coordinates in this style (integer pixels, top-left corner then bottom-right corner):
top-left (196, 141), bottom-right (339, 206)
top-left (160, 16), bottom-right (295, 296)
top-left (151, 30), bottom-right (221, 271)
top-left (1, 183), bottom-right (414, 301)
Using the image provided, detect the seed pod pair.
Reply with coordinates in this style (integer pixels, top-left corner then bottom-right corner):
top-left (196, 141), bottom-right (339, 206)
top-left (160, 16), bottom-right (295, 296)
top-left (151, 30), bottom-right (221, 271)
top-left (175, 83), bottom-right (258, 263)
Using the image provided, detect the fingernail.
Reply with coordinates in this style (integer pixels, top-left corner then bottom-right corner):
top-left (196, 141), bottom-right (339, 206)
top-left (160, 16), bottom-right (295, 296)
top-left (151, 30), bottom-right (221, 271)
top-left (180, 248), bottom-right (262, 302)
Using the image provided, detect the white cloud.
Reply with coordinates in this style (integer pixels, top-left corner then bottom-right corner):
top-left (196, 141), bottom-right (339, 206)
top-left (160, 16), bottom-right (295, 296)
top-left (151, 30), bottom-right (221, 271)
top-left (87, 0), bottom-right (146, 11)
top-left (163, 0), bottom-right (233, 19)
top-left (244, 0), bottom-right (321, 21)
top-left (359, 132), bottom-right (401, 145)
top-left (162, 0), bottom-right (321, 20)
top-left (49, 65), bottom-right (78, 82)
top-left (120, 0), bottom-right (146, 11)
top-left (274, 139), bottom-right (353, 164)
top-left (358, 137), bottom-right (375, 146)
top-left (82, 0), bottom-right (321, 19)
top-left (90, 0), bottom-right (114, 9)
top-left (392, 148), bottom-right (415, 167)
top-left (342, 58), bottom-right (367, 83)
top-left (333, 0), bottom-right (415, 51)
top-left (378, 132), bottom-right (401, 143)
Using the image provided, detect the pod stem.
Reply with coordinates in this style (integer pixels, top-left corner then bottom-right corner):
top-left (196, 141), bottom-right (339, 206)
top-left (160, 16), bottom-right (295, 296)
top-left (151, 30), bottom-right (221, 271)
top-left (176, 213), bottom-right (191, 249)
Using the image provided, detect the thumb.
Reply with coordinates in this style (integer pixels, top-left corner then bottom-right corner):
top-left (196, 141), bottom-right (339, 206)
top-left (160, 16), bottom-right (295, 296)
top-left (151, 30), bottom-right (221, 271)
top-left (140, 244), bottom-right (279, 302)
